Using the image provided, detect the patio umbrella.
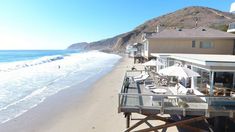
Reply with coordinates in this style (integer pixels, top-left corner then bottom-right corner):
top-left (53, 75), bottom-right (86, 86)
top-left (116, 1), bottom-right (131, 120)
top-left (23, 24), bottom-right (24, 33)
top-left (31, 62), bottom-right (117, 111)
top-left (142, 59), bottom-right (164, 66)
top-left (158, 65), bottom-right (200, 89)
top-left (158, 65), bottom-right (200, 78)
top-left (142, 59), bottom-right (164, 72)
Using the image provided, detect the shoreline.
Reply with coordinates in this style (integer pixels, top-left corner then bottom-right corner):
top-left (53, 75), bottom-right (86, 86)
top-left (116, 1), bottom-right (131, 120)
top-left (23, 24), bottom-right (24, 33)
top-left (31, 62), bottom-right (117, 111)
top-left (0, 54), bottom-right (129, 132)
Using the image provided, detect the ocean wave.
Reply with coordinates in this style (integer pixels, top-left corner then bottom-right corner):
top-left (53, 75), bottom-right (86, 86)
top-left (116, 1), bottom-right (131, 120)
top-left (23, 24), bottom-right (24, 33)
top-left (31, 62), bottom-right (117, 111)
top-left (0, 55), bottom-right (65, 72)
top-left (0, 86), bottom-right (47, 112)
top-left (0, 50), bottom-right (121, 124)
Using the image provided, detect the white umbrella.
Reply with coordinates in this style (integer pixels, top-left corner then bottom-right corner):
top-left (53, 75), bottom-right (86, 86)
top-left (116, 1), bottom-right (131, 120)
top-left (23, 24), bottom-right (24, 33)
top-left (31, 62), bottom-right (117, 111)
top-left (142, 59), bottom-right (163, 66)
top-left (158, 65), bottom-right (200, 78)
top-left (158, 65), bottom-right (200, 89)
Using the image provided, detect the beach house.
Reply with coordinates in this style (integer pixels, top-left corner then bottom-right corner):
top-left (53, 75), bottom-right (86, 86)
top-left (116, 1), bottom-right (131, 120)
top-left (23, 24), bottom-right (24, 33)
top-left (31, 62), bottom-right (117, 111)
top-left (227, 2), bottom-right (235, 33)
top-left (141, 27), bottom-right (235, 59)
top-left (152, 53), bottom-right (235, 95)
top-left (119, 28), bottom-right (235, 131)
top-left (126, 43), bottom-right (145, 63)
top-left (119, 53), bottom-right (235, 131)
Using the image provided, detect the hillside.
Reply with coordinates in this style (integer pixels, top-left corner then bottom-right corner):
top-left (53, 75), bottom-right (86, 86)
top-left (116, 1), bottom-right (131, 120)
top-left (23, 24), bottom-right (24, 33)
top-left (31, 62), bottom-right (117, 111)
top-left (67, 6), bottom-right (235, 51)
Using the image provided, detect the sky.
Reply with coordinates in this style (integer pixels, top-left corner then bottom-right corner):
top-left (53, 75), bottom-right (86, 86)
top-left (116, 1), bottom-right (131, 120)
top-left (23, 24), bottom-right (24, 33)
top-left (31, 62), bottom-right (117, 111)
top-left (0, 0), bottom-right (234, 50)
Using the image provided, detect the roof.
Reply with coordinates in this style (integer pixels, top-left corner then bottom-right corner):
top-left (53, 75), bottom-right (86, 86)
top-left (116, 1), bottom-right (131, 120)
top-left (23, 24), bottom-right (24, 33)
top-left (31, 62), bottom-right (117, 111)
top-left (151, 53), bottom-right (235, 67)
top-left (169, 54), bottom-right (235, 67)
top-left (147, 27), bottom-right (235, 39)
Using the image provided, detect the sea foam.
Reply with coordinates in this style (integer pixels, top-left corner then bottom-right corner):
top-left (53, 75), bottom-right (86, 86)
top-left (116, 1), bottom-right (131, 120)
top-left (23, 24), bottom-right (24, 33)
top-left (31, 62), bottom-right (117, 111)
top-left (0, 50), bottom-right (121, 124)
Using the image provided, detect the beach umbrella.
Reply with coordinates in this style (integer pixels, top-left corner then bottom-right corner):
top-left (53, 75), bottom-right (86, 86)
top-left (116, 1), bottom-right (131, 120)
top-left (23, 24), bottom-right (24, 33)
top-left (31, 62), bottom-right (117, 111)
top-left (142, 59), bottom-right (163, 66)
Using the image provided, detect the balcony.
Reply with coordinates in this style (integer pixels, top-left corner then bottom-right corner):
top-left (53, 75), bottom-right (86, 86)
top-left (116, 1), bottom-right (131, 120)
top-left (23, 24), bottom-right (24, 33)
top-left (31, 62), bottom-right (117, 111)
top-left (119, 70), bottom-right (235, 117)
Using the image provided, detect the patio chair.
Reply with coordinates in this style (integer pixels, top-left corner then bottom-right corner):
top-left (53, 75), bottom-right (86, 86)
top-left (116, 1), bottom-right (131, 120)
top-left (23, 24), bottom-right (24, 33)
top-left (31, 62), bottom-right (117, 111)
top-left (134, 74), bottom-right (149, 82)
top-left (133, 71), bottom-right (148, 80)
top-left (230, 91), bottom-right (235, 98)
top-left (153, 74), bottom-right (169, 86)
top-left (160, 77), bottom-right (169, 86)
top-left (168, 83), bottom-right (187, 95)
top-left (178, 84), bottom-right (189, 95)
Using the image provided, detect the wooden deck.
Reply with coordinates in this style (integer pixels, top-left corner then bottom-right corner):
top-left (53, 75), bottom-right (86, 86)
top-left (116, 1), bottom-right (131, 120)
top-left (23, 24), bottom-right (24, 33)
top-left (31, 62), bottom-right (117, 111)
top-left (119, 70), bottom-right (235, 131)
top-left (119, 70), bottom-right (235, 118)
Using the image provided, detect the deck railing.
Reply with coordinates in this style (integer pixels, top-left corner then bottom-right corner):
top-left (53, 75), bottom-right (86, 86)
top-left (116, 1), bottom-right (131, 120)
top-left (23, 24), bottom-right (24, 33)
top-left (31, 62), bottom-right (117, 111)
top-left (118, 93), bottom-right (235, 117)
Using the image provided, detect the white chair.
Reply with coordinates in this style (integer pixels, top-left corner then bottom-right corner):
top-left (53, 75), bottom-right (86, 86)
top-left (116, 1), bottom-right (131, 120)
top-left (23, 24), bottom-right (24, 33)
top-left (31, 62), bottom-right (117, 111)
top-left (134, 74), bottom-right (149, 82)
top-left (133, 72), bottom-right (147, 79)
top-left (230, 91), bottom-right (235, 98)
top-left (177, 83), bottom-right (188, 95)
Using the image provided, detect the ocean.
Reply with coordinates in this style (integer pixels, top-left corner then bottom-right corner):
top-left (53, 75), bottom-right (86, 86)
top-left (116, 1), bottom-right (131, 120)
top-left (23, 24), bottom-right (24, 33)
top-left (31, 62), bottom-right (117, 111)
top-left (0, 50), bottom-right (121, 123)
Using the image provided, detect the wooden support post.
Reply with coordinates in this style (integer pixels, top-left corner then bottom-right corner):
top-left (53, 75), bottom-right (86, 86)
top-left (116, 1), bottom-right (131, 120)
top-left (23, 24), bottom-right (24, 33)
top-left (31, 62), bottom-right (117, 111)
top-left (125, 116), bottom-right (151, 132)
top-left (125, 113), bottom-right (131, 128)
top-left (204, 119), bottom-right (214, 132)
top-left (144, 121), bottom-right (153, 128)
top-left (136, 116), bottom-right (206, 132)
top-left (152, 115), bottom-right (207, 132)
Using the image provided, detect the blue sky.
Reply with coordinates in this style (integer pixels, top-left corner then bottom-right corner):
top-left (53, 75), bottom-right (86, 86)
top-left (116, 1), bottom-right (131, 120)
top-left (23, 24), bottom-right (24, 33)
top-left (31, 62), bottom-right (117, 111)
top-left (0, 0), bottom-right (234, 49)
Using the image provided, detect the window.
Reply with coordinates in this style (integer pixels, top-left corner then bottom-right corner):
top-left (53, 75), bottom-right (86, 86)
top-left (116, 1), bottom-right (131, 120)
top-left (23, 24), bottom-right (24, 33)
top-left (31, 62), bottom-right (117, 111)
top-left (214, 72), bottom-right (234, 88)
top-left (192, 40), bottom-right (196, 48)
top-left (200, 41), bottom-right (213, 48)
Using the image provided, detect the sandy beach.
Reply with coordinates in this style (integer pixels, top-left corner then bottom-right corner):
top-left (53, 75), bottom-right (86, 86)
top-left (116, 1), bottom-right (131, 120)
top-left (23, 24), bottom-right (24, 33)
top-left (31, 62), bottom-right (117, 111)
top-left (39, 56), bottom-right (131, 132)
top-left (0, 55), bottom-right (130, 132)
top-left (0, 55), bottom-right (178, 132)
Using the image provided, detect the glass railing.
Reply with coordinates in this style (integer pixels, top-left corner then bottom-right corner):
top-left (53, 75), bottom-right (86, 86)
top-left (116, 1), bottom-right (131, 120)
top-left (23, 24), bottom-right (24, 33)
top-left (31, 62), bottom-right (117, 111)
top-left (118, 93), bottom-right (235, 116)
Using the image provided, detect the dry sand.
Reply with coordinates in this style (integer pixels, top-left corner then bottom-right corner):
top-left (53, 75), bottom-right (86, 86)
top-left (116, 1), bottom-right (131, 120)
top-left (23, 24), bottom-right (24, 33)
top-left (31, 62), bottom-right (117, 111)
top-left (0, 55), bottom-right (178, 132)
top-left (39, 57), bottom-right (132, 132)
top-left (38, 56), bottom-right (178, 132)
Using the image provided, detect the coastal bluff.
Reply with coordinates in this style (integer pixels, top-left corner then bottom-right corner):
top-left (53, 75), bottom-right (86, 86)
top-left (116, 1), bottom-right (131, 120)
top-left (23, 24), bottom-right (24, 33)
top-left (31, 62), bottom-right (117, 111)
top-left (67, 6), bottom-right (235, 52)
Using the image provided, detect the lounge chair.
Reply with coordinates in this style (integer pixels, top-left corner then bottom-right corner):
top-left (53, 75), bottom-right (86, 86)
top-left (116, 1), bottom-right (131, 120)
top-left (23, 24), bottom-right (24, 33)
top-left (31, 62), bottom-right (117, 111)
top-left (178, 84), bottom-right (188, 95)
top-left (169, 83), bottom-right (188, 95)
top-left (134, 74), bottom-right (149, 82)
top-left (133, 72), bottom-right (147, 79)
top-left (230, 91), bottom-right (235, 98)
